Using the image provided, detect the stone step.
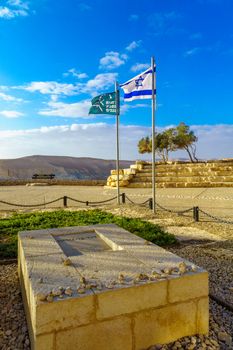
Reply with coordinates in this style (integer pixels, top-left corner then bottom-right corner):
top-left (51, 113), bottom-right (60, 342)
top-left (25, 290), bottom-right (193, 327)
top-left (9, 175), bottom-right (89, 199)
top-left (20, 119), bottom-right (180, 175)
top-left (138, 169), bottom-right (152, 173)
top-left (132, 175), bottom-right (233, 183)
top-left (154, 166), bottom-right (233, 173)
top-left (154, 171), bottom-right (233, 177)
top-left (128, 182), bottom-right (153, 188)
top-left (128, 181), bottom-right (233, 188)
top-left (142, 166), bottom-right (152, 170)
top-left (158, 182), bottom-right (233, 188)
top-left (131, 177), bottom-right (152, 182)
top-left (134, 173), bottom-right (152, 177)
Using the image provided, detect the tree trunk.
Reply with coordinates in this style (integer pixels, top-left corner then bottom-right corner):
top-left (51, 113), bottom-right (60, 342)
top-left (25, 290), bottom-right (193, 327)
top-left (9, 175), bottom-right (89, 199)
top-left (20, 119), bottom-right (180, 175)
top-left (185, 146), bottom-right (194, 162)
top-left (191, 144), bottom-right (198, 162)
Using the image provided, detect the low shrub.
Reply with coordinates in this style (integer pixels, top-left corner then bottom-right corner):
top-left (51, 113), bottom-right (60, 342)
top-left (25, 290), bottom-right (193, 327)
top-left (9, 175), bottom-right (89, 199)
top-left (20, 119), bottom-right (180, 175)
top-left (0, 209), bottom-right (176, 259)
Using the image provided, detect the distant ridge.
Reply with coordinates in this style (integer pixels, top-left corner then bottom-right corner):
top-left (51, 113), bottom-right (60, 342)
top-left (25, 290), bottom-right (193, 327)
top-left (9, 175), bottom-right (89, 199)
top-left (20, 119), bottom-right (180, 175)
top-left (0, 155), bottom-right (133, 180)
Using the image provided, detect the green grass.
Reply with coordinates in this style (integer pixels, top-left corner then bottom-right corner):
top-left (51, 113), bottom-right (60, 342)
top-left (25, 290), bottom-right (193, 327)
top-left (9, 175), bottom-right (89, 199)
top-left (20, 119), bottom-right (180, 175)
top-left (0, 209), bottom-right (176, 259)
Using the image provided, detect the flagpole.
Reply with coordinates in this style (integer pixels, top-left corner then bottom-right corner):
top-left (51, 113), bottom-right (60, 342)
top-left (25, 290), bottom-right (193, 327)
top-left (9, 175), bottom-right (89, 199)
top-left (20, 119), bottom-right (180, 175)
top-left (151, 56), bottom-right (156, 214)
top-left (115, 81), bottom-right (120, 205)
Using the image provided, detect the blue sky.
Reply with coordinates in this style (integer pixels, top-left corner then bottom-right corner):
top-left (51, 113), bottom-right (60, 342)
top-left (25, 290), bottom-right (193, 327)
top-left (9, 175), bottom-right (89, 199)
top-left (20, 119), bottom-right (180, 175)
top-left (0, 0), bottom-right (232, 160)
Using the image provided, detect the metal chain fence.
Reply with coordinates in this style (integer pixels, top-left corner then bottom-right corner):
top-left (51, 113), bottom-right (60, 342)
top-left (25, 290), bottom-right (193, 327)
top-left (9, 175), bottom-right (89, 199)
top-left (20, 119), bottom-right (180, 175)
top-left (0, 193), bottom-right (232, 224)
top-left (198, 208), bottom-right (233, 225)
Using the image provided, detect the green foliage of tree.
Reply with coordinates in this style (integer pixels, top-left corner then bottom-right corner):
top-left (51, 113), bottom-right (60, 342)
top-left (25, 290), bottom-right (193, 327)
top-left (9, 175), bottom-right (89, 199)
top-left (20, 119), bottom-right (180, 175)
top-left (155, 128), bottom-right (177, 162)
top-left (172, 122), bottom-right (198, 162)
top-left (137, 122), bottom-right (198, 162)
top-left (137, 136), bottom-right (151, 154)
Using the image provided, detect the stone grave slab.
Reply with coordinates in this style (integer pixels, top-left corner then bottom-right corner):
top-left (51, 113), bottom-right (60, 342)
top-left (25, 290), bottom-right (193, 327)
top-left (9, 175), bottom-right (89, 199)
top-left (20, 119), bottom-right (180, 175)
top-left (18, 224), bottom-right (209, 350)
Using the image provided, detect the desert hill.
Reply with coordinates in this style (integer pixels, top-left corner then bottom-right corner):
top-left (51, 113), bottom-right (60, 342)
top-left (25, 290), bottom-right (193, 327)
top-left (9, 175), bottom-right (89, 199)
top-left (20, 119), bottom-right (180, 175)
top-left (0, 155), bottom-right (133, 180)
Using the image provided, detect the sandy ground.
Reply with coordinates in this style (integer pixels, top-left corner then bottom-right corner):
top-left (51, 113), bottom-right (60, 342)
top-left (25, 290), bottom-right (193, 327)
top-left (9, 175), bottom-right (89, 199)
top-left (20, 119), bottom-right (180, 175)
top-left (0, 186), bottom-right (232, 220)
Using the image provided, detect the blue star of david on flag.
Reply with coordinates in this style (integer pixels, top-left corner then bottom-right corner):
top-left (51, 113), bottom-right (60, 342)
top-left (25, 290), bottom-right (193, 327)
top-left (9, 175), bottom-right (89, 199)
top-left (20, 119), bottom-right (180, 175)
top-left (135, 76), bottom-right (144, 88)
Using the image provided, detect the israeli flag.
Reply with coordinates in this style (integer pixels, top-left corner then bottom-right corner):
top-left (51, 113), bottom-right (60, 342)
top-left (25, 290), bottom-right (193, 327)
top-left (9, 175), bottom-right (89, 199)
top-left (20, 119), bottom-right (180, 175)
top-left (120, 66), bottom-right (156, 101)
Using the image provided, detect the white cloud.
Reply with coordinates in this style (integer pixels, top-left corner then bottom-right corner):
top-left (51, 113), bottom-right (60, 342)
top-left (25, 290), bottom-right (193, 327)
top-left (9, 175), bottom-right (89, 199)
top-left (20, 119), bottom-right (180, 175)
top-left (82, 73), bottom-right (117, 94)
top-left (0, 1), bottom-right (29, 19)
top-left (0, 92), bottom-right (23, 102)
top-left (0, 123), bottom-right (149, 159)
top-left (0, 110), bottom-right (24, 118)
top-left (63, 68), bottom-right (88, 79)
top-left (39, 100), bottom-right (91, 118)
top-left (7, 0), bottom-right (29, 10)
top-left (99, 51), bottom-right (127, 70)
top-left (0, 123), bottom-right (232, 160)
top-left (20, 81), bottom-right (79, 96)
top-left (184, 47), bottom-right (200, 57)
top-left (131, 63), bottom-right (150, 72)
top-left (126, 40), bottom-right (142, 52)
top-left (16, 73), bottom-right (117, 97)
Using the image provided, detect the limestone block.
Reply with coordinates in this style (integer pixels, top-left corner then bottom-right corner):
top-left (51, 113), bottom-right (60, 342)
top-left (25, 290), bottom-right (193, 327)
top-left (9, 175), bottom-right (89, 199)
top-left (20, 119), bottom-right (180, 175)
top-left (168, 272), bottom-right (208, 304)
top-left (134, 301), bottom-right (197, 350)
top-left (111, 169), bottom-right (124, 175)
top-left (130, 164), bottom-right (138, 170)
top-left (197, 297), bottom-right (209, 334)
top-left (123, 168), bottom-right (131, 175)
top-left (123, 174), bottom-right (133, 181)
top-left (112, 174), bottom-right (125, 181)
top-left (56, 317), bottom-right (132, 350)
top-left (119, 180), bottom-right (129, 186)
top-left (137, 164), bottom-right (144, 170)
top-left (110, 181), bottom-right (116, 187)
top-left (36, 295), bottom-right (95, 335)
top-left (124, 168), bottom-right (136, 175)
top-left (96, 280), bottom-right (168, 320)
top-left (35, 333), bottom-right (55, 350)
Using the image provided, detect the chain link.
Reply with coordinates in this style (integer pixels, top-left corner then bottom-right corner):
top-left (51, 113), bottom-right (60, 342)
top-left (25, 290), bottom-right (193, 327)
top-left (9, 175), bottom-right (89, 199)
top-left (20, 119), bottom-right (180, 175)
top-left (0, 197), bottom-right (63, 208)
top-left (125, 194), bottom-right (150, 206)
top-left (199, 208), bottom-right (233, 225)
top-left (67, 195), bottom-right (117, 205)
top-left (156, 202), bottom-right (193, 214)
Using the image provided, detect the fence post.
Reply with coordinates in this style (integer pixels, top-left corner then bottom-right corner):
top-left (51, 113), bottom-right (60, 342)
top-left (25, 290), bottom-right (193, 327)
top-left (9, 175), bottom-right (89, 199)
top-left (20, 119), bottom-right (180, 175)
top-left (193, 206), bottom-right (199, 222)
top-left (86, 201), bottom-right (89, 206)
top-left (121, 193), bottom-right (126, 204)
top-left (149, 198), bottom-right (153, 210)
top-left (63, 196), bottom-right (68, 208)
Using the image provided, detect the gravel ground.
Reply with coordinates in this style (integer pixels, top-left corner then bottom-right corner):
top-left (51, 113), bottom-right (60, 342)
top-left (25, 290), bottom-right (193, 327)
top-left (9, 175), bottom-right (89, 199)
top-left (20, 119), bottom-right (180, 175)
top-left (1, 205), bottom-right (233, 349)
top-left (0, 264), bottom-right (30, 350)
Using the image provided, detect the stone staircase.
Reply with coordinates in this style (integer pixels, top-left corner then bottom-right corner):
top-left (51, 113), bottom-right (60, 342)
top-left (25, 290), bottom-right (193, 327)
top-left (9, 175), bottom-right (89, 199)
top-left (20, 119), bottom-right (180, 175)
top-left (128, 164), bottom-right (153, 188)
top-left (128, 160), bottom-right (233, 188)
top-left (106, 159), bottom-right (233, 188)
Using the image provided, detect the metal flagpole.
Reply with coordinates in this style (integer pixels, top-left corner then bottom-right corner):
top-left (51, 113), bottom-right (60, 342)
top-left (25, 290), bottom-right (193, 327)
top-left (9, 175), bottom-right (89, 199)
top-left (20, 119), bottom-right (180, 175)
top-left (151, 56), bottom-right (156, 214)
top-left (115, 81), bottom-right (120, 205)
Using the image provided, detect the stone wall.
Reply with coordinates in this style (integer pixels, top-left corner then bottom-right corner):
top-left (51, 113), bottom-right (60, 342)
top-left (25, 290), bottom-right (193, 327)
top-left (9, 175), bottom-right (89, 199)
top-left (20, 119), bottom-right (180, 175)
top-left (106, 159), bottom-right (233, 188)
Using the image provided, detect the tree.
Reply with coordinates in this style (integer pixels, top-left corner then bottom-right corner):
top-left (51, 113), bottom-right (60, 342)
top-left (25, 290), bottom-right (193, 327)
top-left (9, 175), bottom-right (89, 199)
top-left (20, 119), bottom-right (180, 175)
top-left (173, 122), bottom-right (198, 162)
top-left (137, 122), bottom-right (198, 162)
top-left (138, 130), bottom-right (176, 162)
top-left (155, 128), bottom-right (177, 162)
top-left (138, 136), bottom-right (151, 154)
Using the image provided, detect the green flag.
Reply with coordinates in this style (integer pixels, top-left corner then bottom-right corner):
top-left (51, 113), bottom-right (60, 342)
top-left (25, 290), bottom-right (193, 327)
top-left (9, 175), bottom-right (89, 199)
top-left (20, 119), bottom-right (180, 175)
top-left (89, 92), bottom-right (119, 115)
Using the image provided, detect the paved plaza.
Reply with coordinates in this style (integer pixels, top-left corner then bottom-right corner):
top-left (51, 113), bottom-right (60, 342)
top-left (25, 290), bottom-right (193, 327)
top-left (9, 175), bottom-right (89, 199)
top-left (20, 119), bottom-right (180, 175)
top-left (0, 186), bottom-right (232, 219)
